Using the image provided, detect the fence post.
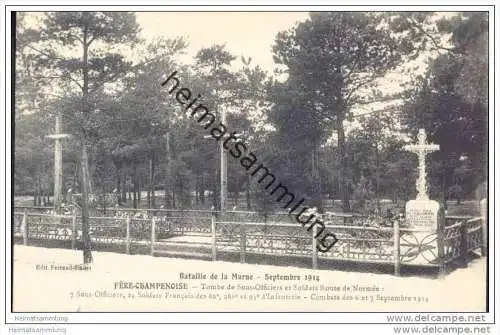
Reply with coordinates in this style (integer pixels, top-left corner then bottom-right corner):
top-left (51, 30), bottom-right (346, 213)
top-left (211, 207), bottom-right (217, 261)
top-left (393, 220), bottom-right (400, 276)
top-left (480, 198), bottom-right (487, 257)
top-left (437, 207), bottom-right (446, 277)
top-left (240, 223), bottom-right (246, 263)
top-left (312, 225), bottom-right (318, 270)
top-left (71, 212), bottom-right (77, 250)
top-left (22, 211), bottom-right (28, 245)
top-left (126, 216), bottom-right (131, 255)
top-left (459, 221), bottom-right (468, 267)
top-left (150, 217), bottom-right (156, 256)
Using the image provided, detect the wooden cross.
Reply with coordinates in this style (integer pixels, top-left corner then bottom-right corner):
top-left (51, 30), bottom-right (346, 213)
top-left (403, 129), bottom-right (439, 200)
top-left (46, 114), bottom-right (71, 211)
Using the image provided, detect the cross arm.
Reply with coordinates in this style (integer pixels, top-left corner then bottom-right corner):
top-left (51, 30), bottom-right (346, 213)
top-left (46, 134), bottom-right (71, 140)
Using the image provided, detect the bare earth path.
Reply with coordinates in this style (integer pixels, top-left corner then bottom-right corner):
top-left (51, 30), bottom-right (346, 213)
top-left (12, 245), bottom-right (487, 312)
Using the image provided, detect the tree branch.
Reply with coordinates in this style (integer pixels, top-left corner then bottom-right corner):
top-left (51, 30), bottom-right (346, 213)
top-left (86, 34), bottom-right (97, 47)
top-left (32, 74), bottom-right (83, 90)
top-left (343, 74), bottom-right (380, 107)
top-left (19, 43), bottom-right (64, 61)
top-left (88, 58), bottom-right (157, 94)
top-left (69, 31), bottom-right (84, 45)
top-left (352, 105), bottom-right (401, 119)
top-left (408, 17), bottom-right (459, 55)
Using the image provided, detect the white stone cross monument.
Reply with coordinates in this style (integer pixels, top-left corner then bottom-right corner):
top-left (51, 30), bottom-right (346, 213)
top-left (403, 129), bottom-right (440, 230)
top-left (46, 114), bottom-right (71, 212)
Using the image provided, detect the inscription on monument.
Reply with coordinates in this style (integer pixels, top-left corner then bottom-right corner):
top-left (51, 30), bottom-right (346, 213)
top-left (405, 200), bottom-right (440, 231)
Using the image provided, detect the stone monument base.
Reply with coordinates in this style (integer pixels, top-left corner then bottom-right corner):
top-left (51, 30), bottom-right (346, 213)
top-left (405, 199), bottom-right (440, 231)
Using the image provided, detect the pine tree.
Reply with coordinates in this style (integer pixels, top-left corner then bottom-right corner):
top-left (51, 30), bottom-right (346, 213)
top-left (23, 12), bottom-right (140, 263)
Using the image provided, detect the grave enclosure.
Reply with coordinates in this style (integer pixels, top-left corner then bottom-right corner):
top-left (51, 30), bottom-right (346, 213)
top-left (13, 204), bottom-right (486, 275)
top-left (13, 130), bottom-right (487, 275)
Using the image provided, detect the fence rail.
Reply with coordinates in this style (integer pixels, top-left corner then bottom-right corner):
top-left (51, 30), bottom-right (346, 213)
top-left (12, 209), bottom-right (486, 275)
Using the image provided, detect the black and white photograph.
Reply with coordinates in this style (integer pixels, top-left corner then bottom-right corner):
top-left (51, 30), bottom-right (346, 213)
top-left (2, 4), bottom-right (498, 333)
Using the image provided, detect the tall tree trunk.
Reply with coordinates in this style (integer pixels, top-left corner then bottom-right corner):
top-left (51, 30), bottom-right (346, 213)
top-left (33, 172), bottom-right (38, 206)
top-left (121, 168), bottom-right (127, 205)
top-left (246, 174), bottom-right (251, 210)
top-left (116, 163), bottom-right (122, 205)
top-left (200, 173), bottom-right (205, 205)
top-left (164, 131), bottom-right (172, 208)
top-left (442, 160), bottom-right (448, 210)
top-left (38, 176), bottom-right (42, 206)
top-left (337, 116), bottom-right (350, 212)
top-left (80, 17), bottom-right (92, 264)
top-left (178, 177), bottom-right (184, 208)
top-left (172, 188), bottom-right (176, 208)
top-left (128, 174), bottom-right (132, 201)
top-left (213, 144), bottom-right (220, 210)
top-left (36, 176), bottom-right (41, 206)
top-left (375, 145), bottom-right (381, 214)
top-left (82, 152), bottom-right (93, 196)
top-left (149, 153), bottom-right (155, 209)
top-left (73, 162), bottom-right (79, 199)
top-left (147, 161), bottom-right (151, 208)
top-left (132, 184), bottom-right (137, 208)
top-left (311, 145), bottom-right (323, 212)
top-left (195, 174), bottom-right (200, 205)
top-left (40, 184), bottom-right (44, 206)
top-left (81, 145), bottom-right (93, 263)
top-left (137, 174), bottom-right (141, 207)
top-left (133, 165), bottom-right (138, 209)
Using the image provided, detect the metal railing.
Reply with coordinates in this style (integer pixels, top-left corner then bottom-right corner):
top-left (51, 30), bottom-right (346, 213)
top-left (12, 209), bottom-right (486, 275)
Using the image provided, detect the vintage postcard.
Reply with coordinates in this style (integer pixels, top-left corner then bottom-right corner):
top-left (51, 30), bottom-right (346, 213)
top-left (3, 3), bottom-right (498, 333)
